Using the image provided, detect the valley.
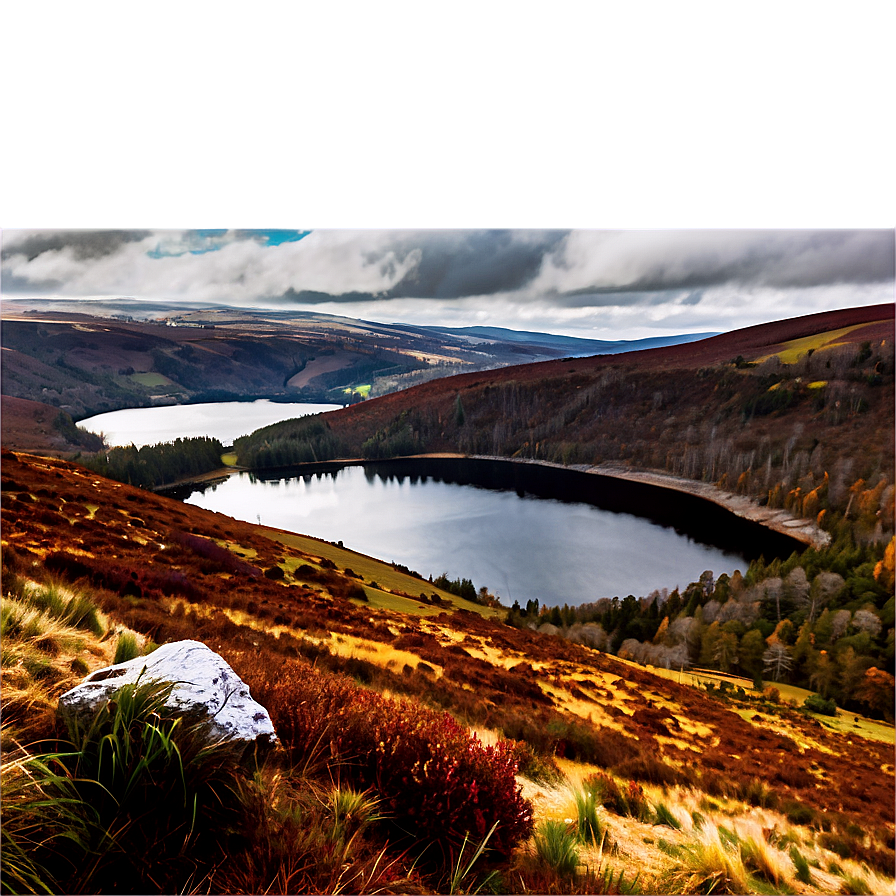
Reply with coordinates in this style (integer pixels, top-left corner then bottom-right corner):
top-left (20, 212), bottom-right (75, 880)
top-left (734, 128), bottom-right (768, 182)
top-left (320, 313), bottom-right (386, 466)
top-left (2, 301), bottom-right (894, 895)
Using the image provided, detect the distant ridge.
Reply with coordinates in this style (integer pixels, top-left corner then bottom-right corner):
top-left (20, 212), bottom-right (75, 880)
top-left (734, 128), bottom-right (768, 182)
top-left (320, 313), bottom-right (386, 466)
top-left (424, 325), bottom-right (719, 355)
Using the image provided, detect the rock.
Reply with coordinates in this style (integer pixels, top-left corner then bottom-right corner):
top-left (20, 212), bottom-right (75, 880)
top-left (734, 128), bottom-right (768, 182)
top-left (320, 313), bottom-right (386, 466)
top-left (58, 639), bottom-right (277, 746)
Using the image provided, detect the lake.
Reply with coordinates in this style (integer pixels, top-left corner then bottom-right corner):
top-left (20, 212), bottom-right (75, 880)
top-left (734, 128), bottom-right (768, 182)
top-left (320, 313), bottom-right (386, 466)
top-left (178, 456), bottom-right (783, 607)
top-left (77, 400), bottom-right (341, 448)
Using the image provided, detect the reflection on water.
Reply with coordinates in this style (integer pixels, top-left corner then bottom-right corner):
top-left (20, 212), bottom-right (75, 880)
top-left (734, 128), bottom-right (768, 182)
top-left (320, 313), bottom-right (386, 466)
top-left (185, 461), bottom-right (751, 608)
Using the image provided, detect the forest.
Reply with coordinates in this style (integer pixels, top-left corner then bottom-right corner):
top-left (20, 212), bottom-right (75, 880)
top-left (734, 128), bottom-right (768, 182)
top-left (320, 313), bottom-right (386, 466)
top-left (506, 533), bottom-right (895, 721)
top-left (81, 437), bottom-right (225, 490)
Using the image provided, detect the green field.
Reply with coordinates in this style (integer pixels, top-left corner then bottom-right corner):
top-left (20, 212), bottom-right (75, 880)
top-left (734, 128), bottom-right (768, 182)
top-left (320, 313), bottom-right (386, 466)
top-left (263, 528), bottom-right (502, 618)
top-left (128, 372), bottom-right (175, 387)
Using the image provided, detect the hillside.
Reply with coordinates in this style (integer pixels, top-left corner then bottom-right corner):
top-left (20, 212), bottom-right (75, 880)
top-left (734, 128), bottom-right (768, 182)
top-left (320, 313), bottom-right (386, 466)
top-left (237, 303), bottom-right (895, 537)
top-left (2, 451), bottom-right (894, 894)
top-left (0, 304), bottom-right (713, 441)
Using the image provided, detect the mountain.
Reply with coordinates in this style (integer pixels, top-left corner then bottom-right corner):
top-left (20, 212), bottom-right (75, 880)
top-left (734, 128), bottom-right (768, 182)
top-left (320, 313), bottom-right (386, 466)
top-left (425, 324), bottom-right (718, 355)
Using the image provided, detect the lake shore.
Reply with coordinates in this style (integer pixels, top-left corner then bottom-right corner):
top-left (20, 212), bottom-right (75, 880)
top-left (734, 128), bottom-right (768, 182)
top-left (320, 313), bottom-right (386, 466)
top-left (455, 454), bottom-right (830, 549)
top-left (158, 451), bottom-right (830, 550)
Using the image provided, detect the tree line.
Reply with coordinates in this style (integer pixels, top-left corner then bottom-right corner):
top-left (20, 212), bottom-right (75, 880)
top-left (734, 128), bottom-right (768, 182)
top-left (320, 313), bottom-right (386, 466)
top-left (81, 437), bottom-right (225, 489)
top-left (506, 532), bottom-right (895, 720)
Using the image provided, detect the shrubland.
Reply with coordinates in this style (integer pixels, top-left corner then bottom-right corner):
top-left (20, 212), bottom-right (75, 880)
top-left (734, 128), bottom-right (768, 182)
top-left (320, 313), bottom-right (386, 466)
top-left (2, 447), bottom-right (894, 894)
top-left (2, 305), bottom-right (895, 894)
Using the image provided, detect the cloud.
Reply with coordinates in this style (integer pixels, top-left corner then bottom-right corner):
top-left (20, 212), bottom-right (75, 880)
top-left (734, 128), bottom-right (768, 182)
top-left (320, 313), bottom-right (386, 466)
top-left (2, 229), bottom-right (152, 263)
top-left (2, 228), bottom-right (892, 340)
top-left (530, 230), bottom-right (895, 298)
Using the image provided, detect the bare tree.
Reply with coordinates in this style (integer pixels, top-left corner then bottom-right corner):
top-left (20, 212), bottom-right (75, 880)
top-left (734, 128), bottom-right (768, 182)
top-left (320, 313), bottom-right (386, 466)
top-left (852, 609), bottom-right (883, 638)
top-left (763, 642), bottom-right (793, 682)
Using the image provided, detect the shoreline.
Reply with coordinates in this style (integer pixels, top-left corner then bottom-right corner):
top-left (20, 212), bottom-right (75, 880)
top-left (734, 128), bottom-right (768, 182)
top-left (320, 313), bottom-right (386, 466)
top-left (461, 454), bottom-right (830, 549)
top-left (159, 452), bottom-right (830, 550)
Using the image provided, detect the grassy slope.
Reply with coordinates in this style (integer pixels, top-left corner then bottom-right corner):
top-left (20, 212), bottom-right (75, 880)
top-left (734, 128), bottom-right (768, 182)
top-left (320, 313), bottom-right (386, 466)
top-left (2, 450), bottom-right (894, 894)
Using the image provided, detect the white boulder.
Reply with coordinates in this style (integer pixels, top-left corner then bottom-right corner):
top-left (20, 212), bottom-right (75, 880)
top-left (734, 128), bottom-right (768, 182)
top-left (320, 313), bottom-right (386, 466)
top-left (58, 639), bottom-right (277, 746)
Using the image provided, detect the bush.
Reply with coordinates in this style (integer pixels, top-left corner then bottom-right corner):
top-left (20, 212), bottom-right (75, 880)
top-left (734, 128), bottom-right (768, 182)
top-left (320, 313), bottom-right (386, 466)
top-left (803, 693), bottom-right (837, 716)
top-left (510, 741), bottom-right (563, 785)
top-left (256, 660), bottom-right (533, 860)
top-left (742, 777), bottom-right (780, 809)
top-left (583, 772), bottom-right (651, 822)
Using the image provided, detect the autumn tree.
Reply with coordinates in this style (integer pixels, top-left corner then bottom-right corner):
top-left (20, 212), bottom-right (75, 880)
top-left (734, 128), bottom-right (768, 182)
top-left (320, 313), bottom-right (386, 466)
top-left (856, 667), bottom-right (895, 720)
top-left (810, 650), bottom-right (837, 698)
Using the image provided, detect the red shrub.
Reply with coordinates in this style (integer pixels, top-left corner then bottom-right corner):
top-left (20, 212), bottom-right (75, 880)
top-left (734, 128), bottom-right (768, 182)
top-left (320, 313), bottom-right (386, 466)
top-left (258, 660), bottom-right (533, 859)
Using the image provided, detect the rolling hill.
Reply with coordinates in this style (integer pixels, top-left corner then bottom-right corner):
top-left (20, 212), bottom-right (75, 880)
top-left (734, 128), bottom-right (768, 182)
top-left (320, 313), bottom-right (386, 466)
top-left (1, 449), bottom-right (894, 893)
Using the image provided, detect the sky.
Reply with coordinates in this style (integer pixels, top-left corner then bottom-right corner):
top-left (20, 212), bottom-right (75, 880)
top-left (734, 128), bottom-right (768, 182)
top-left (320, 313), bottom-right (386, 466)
top-left (1, 229), bottom-right (893, 340)
top-left (1, 5), bottom-right (894, 341)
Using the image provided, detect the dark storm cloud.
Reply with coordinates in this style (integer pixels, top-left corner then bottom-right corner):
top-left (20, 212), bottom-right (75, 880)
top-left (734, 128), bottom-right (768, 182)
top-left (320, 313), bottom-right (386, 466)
top-left (2, 230), bottom-right (152, 263)
top-left (375, 230), bottom-right (569, 299)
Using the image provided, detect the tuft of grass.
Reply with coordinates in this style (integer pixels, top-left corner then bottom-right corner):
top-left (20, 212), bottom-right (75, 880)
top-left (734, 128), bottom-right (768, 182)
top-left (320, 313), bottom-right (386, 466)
top-left (112, 631), bottom-right (141, 664)
top-left (839, 869), bottom-right (874, 895)
top-left (327, 786), bottom-right (381, 840)
top-left (533, 819), bottom-right (581, 879)
top-left (743, 777), bottom-right (780, 810)
top-left (665, 827), bottom-right (749, 895)
top-left (789, 845), bottom-right (812, 884)
top-left (22, 581), bottom-right (105, 637)
top-left (691, 810), bottom-right (706, 831)
top-left (445, 821), bottom-right (500, 896)
top-left (740, 834), bottom-right (784, 887)
top-left (0, 749), bottom-right (96, 895)
top-left (653, 801), bottom-right (682, 830)
top-left (206, 768), bottom-right (420, 895)
top-left (4, 678), bottom-right (258, 894)
top-left (573, 788), bottom-right (604, 845)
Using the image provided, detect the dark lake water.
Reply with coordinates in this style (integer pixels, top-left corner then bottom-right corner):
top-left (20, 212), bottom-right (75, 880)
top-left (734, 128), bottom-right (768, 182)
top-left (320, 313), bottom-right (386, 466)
top-left (179, 457), bottom-right (787, 607)
top-left (78, 400), bottom-right (341, 448)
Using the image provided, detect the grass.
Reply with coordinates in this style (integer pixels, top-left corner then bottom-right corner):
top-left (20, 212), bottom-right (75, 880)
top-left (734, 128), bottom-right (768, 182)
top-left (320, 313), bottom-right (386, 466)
top-left (646, 664), bottom-right (894, 744)
top-left (220, 452), bottom-right (239, 466)
top-left (755, 323), bottom-right (878, 364)
top-left (113, 631), bottom-right (141, 664)
top-left (653, 802), bottom-right (682, 830)
top-left (664, 829), bottom-right (749, 895)
top-left (839, 870), bottom-right (874, 895)
top-left (573, 788), bottom-right (604, 845)
top-left (264, 528), bottom-right (502, 618)
top-left (128, 372), bottom-right (175, 387)
top-left (533, 819), bottom-right (581, 879)
top-left (789, 845), bottom-right (812, 884)
top-left (10, 679), bottom-right (255, 894)
top-left (445, 821), bottom-right (501, 895)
